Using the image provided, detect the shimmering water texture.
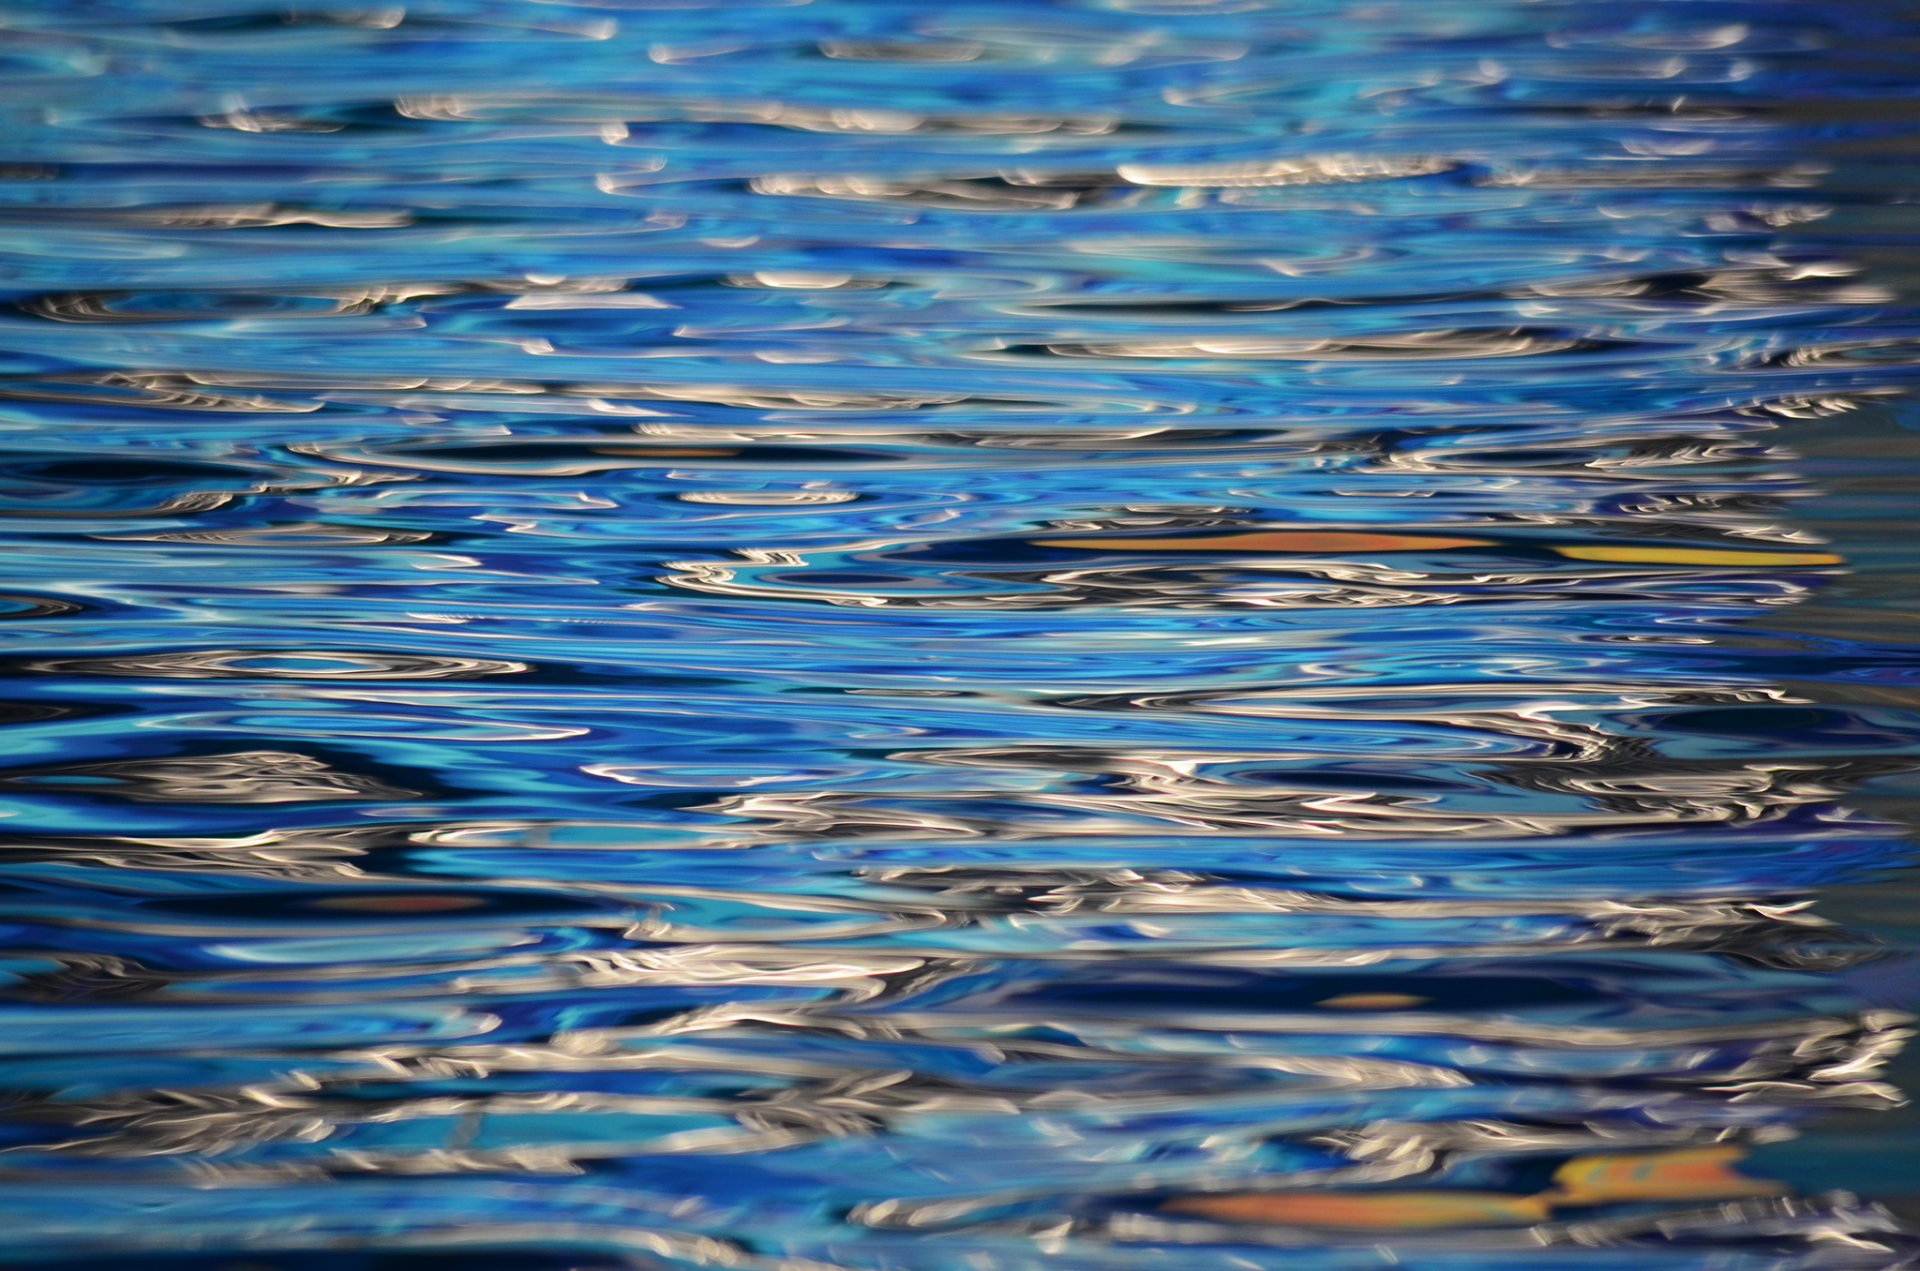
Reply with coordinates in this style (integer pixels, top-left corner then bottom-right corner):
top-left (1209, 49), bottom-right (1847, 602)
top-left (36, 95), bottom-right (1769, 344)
top-left (5, 1), bottom-right (1920, 1267)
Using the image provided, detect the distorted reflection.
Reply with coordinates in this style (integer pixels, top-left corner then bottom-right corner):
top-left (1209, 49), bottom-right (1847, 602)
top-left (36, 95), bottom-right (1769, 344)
top-left (0, 0), bottom-right (1917, 1267)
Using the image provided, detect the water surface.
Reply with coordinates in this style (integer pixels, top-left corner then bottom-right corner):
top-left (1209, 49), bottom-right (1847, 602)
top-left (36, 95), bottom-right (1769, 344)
top-left (3, 0), bottom-right (1920, 1266)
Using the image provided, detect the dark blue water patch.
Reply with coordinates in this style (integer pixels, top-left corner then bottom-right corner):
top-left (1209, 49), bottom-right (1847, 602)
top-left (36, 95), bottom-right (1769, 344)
top-left (3, 0), bottom-right (1920, 1267)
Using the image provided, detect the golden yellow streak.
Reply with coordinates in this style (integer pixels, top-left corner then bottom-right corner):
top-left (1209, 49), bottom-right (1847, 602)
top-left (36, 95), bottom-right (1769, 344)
top-left (1166, 1148), bottom-right (1784, 1232)
top-left (1032, 531), bottom-right (1496, 553)
top-left (1316, 993), bottom-right (1431, 1010)
top-left (1547, 1147), bottom-right (1785, 1206)
top-left (1553, 545), bottom-right (1843, 567)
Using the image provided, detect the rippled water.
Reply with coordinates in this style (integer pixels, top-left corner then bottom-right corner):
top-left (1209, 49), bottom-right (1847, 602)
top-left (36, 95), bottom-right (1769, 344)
top-left (5, 0), bottom-right (1920, 1266)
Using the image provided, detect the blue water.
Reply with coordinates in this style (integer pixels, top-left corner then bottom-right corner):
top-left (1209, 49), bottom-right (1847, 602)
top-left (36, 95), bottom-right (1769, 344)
top-left (4, 0), bottom-right (1920, 1266)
